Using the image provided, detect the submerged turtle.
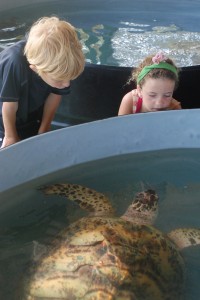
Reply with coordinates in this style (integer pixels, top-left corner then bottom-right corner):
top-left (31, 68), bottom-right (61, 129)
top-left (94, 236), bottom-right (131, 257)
top-left (25, 183), bottom-right (200, 300)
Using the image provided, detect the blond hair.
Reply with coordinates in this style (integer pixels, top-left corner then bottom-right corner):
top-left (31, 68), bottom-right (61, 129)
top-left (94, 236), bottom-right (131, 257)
top-left (24, 16), bottom-right (85, 81)
top-left (129, 54), bottom-right (179, 88)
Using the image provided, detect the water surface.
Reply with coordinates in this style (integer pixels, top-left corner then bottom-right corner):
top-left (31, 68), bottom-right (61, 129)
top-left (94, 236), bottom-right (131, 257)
top-left (0, 0), bottom-right (200, 66)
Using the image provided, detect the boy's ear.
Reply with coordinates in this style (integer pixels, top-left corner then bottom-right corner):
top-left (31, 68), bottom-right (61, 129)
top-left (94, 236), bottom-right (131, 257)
top-left (29, 65), bottom-right (37, 73)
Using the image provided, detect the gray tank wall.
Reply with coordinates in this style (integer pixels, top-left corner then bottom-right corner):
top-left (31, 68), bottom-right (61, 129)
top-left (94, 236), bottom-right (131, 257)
top-left (1, 109), bottom-right (200, 193)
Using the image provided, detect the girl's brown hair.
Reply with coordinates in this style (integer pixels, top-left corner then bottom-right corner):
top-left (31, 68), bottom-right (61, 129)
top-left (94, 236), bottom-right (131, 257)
top-left (129, 54), bottom-right (179, 88)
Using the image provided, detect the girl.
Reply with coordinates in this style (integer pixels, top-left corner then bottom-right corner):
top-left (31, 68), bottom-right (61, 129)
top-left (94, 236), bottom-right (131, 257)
top-left (118, 52), bottom-right (181, 115)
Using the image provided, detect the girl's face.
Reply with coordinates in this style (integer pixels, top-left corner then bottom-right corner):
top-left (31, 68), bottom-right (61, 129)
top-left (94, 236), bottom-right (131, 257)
top-left (137, 77), bottom-right (175, 112)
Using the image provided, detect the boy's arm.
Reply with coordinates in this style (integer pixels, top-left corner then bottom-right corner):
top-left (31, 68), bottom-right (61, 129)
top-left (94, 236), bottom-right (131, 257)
top-left (38, 93), bottom-right (62, 134)
top-left (1, 102), bottom-right (20, 148)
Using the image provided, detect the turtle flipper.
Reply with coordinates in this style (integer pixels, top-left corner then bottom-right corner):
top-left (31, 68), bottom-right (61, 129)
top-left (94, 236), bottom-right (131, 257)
top-left (40, 183), bottom-right (115, 216)
top-left (168, 228), bottom-right (200, 250)
top-left (121, 189), bottom-right (158, 225)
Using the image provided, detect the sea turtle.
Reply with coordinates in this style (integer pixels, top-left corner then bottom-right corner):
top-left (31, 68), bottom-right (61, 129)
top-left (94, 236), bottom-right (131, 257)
top-left (25, 183), bottom-right (200, 300)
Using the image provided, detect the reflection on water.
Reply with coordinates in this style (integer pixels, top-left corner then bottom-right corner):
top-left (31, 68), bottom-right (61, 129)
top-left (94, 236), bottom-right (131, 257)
top-left (0, 18), bottom-right (25, 51)
top-left (77, 24), bottom-right (105, 65)
top-left (0, 149), bottom-right (200, 299)
top-left (0, 0), bottom-right (200, 66)
top-left (112, 23), bottom-right (200, 67)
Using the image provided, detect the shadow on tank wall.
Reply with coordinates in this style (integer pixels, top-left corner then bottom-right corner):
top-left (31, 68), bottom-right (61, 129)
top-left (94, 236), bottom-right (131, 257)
top-left (54, 63), bottom-right (200, 127)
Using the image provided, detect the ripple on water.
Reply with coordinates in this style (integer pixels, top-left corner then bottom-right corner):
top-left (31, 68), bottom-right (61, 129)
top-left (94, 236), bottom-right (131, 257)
top-left (112, 23), bottom-right (200, 67)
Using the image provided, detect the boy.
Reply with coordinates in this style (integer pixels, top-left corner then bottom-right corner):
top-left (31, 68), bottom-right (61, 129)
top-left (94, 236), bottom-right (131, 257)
top-left (0, 16), bottom-right (85, 148)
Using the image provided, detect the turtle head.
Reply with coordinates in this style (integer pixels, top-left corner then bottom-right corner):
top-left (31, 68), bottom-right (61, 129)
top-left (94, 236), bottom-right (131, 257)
top-left (121, 189), bottom-right (159, 225)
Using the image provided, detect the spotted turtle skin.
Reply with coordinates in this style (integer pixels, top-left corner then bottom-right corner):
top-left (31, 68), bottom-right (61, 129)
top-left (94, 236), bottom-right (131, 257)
top-left (25, 183), bottom-right (200, 300)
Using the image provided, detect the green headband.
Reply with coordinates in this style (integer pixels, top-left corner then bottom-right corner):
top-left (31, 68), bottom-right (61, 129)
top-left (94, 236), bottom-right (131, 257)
top-left (137, 62), bottom-right (178, 84)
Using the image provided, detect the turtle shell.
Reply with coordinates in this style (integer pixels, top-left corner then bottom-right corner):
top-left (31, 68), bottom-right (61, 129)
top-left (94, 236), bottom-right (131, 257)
top-left (25, 216), bottom-right (185, 300)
